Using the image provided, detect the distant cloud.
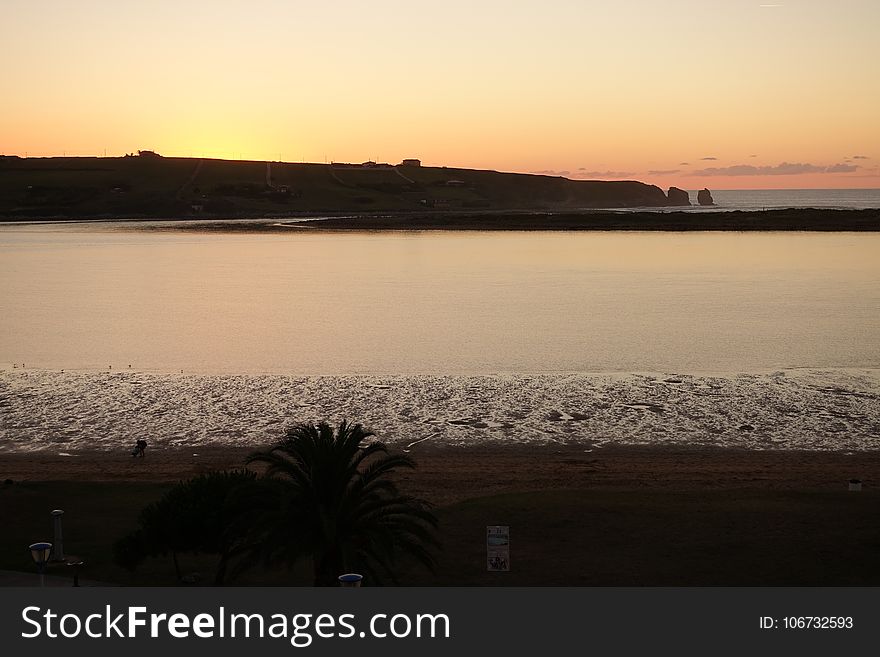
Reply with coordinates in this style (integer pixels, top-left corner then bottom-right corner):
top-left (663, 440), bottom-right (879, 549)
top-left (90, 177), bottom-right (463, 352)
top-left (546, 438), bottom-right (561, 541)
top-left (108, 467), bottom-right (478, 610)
top-left (694, 161), bottom-right (859, 176)
top-left (531, 169), bottom-right (570, 176)
top-left (825, 163), bottom-right (860, 173)
top-left (679, 162), bottom-right (690, 166)
top-left (749, 154), bottom-right (758, 158)
top-left (648, 169), bottom-right (681, 176)
top-left (853, 155), bottom-right (870, 160)
top-left (576, 170), bottom-right (637, 178)
top-left (700, 156), bottom-right (718, 161)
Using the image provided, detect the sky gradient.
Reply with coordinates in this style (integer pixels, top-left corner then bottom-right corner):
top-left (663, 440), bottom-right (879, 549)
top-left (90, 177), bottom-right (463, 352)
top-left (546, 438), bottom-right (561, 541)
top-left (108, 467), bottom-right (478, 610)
top-left (2, 0), bottom-right (878, 189)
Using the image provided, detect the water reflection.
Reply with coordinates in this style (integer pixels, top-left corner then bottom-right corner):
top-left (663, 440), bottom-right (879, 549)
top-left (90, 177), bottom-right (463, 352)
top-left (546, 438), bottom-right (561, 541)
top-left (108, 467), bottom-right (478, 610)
top-left (1, 226), bottom-right (878, 374)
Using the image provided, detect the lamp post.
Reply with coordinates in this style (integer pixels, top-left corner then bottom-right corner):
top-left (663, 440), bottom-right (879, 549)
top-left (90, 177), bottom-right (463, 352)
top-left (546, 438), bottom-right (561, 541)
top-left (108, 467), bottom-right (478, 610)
top-left (338, 573), bottom-right (363, 587)
top-left (29, 542), bottom-right (53, 587)
top-left (66, 560), bottom-right (85, 587)
top-left (51, 510), bottom-right (64, 561)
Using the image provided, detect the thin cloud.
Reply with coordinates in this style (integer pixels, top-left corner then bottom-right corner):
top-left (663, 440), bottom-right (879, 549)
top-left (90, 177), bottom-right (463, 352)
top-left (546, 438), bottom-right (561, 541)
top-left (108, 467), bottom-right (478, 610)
top-left (853, 155), bottom-right (870, 160)
top-left (700, 156), bottom-right (718, 161)
top-left (679, 162), bottom-right (690, 166)
top-left (694, 161), bottom-right (859, 176)
top-left (648, 169), bottom-right (681, 176)
top-left (825, 163), bottom-right (860, 173)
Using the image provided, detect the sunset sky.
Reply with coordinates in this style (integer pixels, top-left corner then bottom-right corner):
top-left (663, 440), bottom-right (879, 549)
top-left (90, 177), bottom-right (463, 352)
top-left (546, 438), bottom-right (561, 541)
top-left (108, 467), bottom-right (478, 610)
top-left (2, 0), bottom-right (878, 189)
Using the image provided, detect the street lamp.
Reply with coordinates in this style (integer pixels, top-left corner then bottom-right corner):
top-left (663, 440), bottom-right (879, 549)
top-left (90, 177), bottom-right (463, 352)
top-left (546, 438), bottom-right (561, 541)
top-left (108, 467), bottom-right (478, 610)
top-left (338, 573), bottom-right (363, 587)
top-left (29, 542), bottom-right (53, 587)
top-left (51, 510), bottom-right (64, 561)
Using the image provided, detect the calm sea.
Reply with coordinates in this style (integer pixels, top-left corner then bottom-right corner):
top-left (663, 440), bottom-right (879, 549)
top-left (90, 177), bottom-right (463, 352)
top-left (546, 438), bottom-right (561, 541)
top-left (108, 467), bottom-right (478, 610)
top-left (1, 223), bottom-right (878, 451)
top-left (649, 188), bottom-right (880, 211)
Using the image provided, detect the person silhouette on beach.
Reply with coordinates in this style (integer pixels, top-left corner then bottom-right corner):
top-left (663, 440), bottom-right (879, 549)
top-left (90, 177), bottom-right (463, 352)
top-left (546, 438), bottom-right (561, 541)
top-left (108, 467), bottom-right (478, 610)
top-left (132, 439), bottom-right (147, 457)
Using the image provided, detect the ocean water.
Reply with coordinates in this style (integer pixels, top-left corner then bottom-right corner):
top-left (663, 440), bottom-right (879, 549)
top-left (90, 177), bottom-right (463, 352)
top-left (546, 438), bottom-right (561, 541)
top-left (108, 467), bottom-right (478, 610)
top-left (1, 224), bottom-right (878, 452)
top-left (639, 188), bottom-right (880, 211)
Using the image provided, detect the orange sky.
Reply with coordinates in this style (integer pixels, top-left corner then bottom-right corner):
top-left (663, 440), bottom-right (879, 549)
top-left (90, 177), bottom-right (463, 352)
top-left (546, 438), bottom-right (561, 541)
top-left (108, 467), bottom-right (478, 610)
top-left (2, 0), bottom-right (878, 189)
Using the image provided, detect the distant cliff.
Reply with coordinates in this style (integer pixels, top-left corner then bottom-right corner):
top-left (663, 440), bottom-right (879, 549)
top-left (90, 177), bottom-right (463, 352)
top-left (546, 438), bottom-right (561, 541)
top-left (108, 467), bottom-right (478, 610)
top-left (0, 155), bottom-right (675, 219)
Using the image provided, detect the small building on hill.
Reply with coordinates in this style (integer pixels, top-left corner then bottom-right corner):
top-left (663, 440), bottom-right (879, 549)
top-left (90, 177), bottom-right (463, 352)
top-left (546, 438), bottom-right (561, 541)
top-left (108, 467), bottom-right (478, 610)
top-left (400, 158), bottom-right (421, 167)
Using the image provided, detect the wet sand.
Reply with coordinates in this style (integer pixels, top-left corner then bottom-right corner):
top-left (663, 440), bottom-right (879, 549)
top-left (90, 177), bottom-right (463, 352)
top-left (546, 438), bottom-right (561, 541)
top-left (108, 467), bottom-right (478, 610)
top-left (2, 444), bottom-right (877, 505)
top-left (98, 208), bottom-right (880, 232)
top-left (283, 208), bottom-right (880, 232)
top-left (3, 369), bottom-right (878, 453)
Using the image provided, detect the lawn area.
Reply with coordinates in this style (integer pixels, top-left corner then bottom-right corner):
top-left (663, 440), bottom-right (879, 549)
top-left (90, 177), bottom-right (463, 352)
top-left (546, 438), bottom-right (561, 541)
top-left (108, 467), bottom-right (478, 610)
top-left (416, 489), bottom-right (880, 586)
top-left (3, 481), bottom-right (880, 586)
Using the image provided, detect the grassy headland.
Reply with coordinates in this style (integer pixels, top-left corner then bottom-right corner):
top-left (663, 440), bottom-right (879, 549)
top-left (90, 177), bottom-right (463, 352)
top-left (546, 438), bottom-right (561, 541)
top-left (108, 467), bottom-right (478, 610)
top-left (0, 153), bottom-right (671, 219)
top-left (4, 154), bottom-right (876, 230)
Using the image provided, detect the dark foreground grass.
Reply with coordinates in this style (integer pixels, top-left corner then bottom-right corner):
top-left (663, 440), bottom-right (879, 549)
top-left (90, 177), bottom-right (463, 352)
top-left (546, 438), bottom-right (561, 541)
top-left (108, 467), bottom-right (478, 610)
top-left (415, 490), bottom-right (880, 586)
top-left (3, 482), bottom-right (880, 586)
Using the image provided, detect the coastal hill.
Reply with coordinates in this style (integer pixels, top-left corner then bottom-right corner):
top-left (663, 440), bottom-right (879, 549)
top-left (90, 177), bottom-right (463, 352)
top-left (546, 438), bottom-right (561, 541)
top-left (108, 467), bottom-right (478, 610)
top-left (0, 152), bottom-right (676, 219)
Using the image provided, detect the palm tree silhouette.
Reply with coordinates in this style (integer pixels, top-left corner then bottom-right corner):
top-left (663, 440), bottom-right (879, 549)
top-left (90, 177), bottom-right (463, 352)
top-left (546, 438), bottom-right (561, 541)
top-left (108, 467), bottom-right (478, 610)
top-left (113, 469), bottom-right (265, 585)
top-left (246, 420), bottom-right (438, 585)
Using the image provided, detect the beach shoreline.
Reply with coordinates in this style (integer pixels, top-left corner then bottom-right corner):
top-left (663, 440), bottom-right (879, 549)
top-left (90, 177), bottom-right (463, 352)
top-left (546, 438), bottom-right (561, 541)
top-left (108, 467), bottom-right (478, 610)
top-left (284, 208), bottom-right (880, 231)
top-left (3, 368), bottom-right (878, 453)
top-left (2, 208), bottom-right (880, 231)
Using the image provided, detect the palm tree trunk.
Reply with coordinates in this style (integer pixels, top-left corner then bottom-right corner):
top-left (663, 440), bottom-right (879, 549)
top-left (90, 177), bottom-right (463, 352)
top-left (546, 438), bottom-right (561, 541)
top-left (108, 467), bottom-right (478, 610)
top-left (172, 550), bottom-right (182, 581)
top-left (314, 549), bottom-right (343, 586)
top-left (215, 551), bottom-right (229, 586)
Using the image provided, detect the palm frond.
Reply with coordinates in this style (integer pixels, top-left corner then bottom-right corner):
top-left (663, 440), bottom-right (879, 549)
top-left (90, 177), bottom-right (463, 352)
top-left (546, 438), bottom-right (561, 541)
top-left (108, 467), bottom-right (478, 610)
top-left (250, 418), bottom-right (438, 585)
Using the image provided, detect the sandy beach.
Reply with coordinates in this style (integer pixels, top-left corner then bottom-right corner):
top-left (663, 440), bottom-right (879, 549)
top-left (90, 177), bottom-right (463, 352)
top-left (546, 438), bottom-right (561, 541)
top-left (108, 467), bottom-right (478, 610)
top-left (7, 443), bottom-right (880, 586)
top-left (286, 208), bottom-right (880, 231)
top-left (100, 208), bottom-right (880, 232)
top-left (3, 444), bottom-right (878, 505)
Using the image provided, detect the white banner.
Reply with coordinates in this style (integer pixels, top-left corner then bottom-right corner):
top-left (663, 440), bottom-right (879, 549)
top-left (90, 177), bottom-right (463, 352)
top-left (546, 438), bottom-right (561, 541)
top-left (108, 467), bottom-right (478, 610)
top-left (486, 526), bottom-right (510, 572)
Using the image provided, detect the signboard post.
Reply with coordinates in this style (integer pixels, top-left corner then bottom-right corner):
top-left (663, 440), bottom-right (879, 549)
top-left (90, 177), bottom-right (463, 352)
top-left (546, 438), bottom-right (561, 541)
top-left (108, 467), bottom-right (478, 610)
top-left (486, 525), bottom-right (510, 572)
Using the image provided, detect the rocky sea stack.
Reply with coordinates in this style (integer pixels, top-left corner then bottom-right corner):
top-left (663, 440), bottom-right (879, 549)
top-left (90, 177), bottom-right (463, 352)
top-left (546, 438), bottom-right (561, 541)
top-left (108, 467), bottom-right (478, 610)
top-left (698, 188), bottom-right (715, 206)
top-left (667, 187), bottom-right (691, 206)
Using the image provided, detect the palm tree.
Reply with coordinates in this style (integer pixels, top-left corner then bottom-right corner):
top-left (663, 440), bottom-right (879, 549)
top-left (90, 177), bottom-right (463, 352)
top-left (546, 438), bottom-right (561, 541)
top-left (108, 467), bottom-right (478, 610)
top-left (246, 420), bottom-right (438, 586)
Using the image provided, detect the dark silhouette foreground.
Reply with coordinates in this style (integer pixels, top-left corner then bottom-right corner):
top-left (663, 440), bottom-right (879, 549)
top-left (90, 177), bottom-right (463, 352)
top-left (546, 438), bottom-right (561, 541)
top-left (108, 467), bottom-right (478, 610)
top-left (114, 470), bottom-right (262, 585)
top-left (114, 420), bottom-right (437, 586)
top-left (247, 421), bottom-right (438, 586)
